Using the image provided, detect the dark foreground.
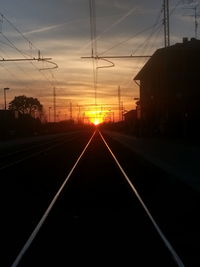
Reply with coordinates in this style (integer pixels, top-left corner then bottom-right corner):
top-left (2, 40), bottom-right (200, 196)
top-left (1, 130), bottom-right (199, 266)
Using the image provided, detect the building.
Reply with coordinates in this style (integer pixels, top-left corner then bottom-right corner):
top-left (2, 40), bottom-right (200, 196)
top-left (123, 109), bottom-right (139, 134)
top-left (134, 38), bottom-right (200, 137)
top-left (0, 110), bottom-right (16, 138)
top-left (124, 109), bottom-right (137, 124)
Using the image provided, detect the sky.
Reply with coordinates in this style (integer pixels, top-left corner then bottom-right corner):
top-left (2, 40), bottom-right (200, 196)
top-left (0, 0), bottom-right (199, 122)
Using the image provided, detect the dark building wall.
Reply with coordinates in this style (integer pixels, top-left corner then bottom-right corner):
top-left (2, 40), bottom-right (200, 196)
top-left (134, 38), bottom-right (200, 137)
top-left (123, 110), bottom-right (138, 134)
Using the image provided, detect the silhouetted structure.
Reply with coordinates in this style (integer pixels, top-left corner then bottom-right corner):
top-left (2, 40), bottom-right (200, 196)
top-left (134, 38), bottom-right (200, 137)
top-left (0, 109), bottom-right (91, 140)
top-left (123, 110), bottom-right (138, 134)
top-left (0, 110), bottom-right (16, 138)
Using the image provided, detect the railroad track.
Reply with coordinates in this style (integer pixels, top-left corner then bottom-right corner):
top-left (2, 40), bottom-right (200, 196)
top-left (0, 131), bottom-right (84, 170)
top-left (5, 130), bottom-right (186, 267)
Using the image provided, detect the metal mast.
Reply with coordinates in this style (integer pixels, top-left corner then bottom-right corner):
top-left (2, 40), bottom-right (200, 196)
top-left (69, 101), bottom-right (72, 120)
top-left (194, 5), bottom-right (198, 39)
top-left (53, 87), bottom-right (56, 122)
top-left (89, 0), bottom-right (97, 106)
top-left (186, 5), bottom-right (199, 39)
top-left (163, 0), bottom-right (170, 47)
top-left (118, 86), bottom-right (121, 121)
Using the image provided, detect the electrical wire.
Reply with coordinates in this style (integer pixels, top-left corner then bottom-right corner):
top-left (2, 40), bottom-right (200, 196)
top-left (98, 0), bottom-right (183, 57)
top-left (0, 12), bottom-right (58, 89)
top-left (89, 0), bottom-right (98, 107)
top-left (98, 24), bottom-right (162, 56)
top-left (0, 12), bottom-right (38, 51)
top-left (0, 31), bottom-right (56, 89)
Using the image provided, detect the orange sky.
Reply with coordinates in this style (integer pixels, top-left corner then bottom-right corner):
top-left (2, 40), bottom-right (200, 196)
top-left (0, 0), bottom-right (197, 124)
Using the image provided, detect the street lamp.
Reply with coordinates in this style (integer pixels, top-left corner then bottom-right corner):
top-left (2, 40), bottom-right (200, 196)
top-left (4, 87), bottom-right (10, 110)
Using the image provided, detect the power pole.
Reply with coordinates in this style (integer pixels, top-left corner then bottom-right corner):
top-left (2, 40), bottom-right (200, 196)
top-left (48, 106), bottom-right (52, 122)
top-left (195, 5), bottom-right (198, 39)
top-left (163, 0), bottom-right (170, 47)
top-left (69, 101), bottom-right (72, 120)
top-left (53, 87), bottom-right (56, 122)
top-left (121, 101), bottom-right (124, 121)
top-left (184, 5), bottom-right (199, 39)
top-left (3, 87), bottom-right (9, 110)
top-left (118, 86), bottom-right (121, 121)
top-left (77, 104), bottom-right (81, 122)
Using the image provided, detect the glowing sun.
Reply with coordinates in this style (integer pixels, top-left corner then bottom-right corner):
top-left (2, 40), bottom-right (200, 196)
top-left (85, 110), bottom-right (105, 125)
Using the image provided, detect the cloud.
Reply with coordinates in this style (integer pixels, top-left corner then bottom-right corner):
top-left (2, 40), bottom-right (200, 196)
top-left (1, 0), bottom-right (198, 114)
top-left (24, 24), bottom-right (64, 35)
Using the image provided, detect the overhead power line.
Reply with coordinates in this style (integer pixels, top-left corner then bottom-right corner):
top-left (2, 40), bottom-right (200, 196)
top-left (0, 12), bottom-right (38, 51)
top-left (0, 11), bottom-right (58, 71)
top-left (0, 10), bottom-right (59, 116)
top-left (89, 0), bottom-right (98, 107)
top-left (183, 4), bottom-right (200, 38)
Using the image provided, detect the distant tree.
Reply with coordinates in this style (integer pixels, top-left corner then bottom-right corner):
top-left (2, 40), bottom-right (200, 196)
top-left (9, 95), bottom-right (43, 117)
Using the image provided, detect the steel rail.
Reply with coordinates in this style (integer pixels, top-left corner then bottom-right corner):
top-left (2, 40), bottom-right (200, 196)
top-left (0, 135), bottom-right (78, 171)
top-left (99, 130), bottom-right (185, 267)
top-left (11, 130), bottom-right (96, 267)
top-left (0, 134), bottom-right (69, 159)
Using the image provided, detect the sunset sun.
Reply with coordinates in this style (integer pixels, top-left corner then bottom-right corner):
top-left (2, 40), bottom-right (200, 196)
top-left (93, 118), bottom-right (101, 125)
top-left (85, 110), bottom-right (107, 125)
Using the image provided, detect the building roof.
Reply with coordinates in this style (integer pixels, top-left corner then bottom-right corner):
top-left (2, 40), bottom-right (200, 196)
top-left (134, 38), bottom-right (200, 81)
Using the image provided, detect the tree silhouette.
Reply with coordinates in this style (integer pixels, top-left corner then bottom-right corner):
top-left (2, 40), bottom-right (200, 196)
top-left (9, 95), bottom-right (43, 117)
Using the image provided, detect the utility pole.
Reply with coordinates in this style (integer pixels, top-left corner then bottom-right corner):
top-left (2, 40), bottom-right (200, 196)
top-left (163, 0), bottom-right (170, 47)
top-left (69, 101), bottom-right (72, 120)
top-left (121, 101), bottom-right (124, 121)
top-left (65, 99), bottom-right (72, 120)
top-left (53, 87), bottom-right (56, 122)
top-left (118, 86), bottom-right (121, 121)
top-left (184, 4), bottom-right (199, 39)
top-left (3, 87), bottom-right (10, 110)
top-left (77, 104), bottom-right (81, 123)
top-left (195, 5), bottom-right (198, 39)
top-left (48, 106), bottom-right (51, 122)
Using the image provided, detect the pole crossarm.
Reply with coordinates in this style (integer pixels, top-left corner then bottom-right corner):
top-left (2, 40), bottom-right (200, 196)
top-left (0, 57), bottom-right (52, 62)
top-left (81, 55), bottom-right (151, 59)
